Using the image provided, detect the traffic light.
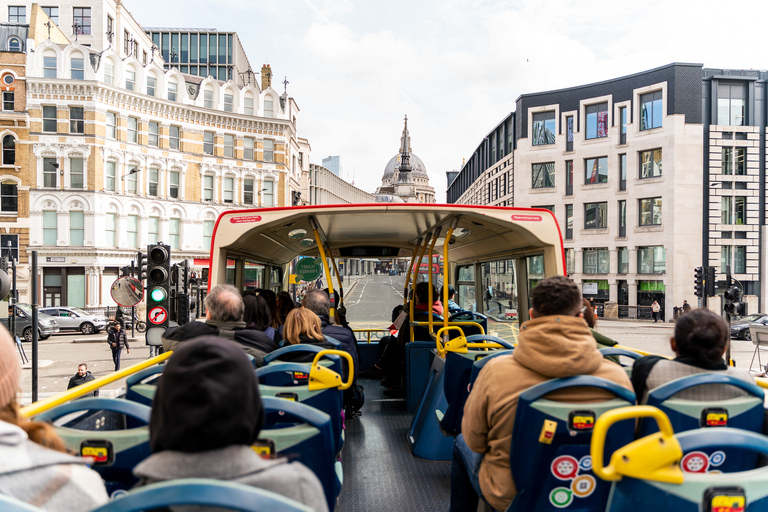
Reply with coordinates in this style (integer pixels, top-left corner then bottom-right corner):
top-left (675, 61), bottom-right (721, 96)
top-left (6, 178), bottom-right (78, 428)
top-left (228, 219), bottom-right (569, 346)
top-left (705, 266), bottom-right (716, 298)
top-left (137, 251), bottom-right (147, 282)
top-left (146, 244), bottom-right (171, 330)
top-left (694, 266), bottom-right (704, 298)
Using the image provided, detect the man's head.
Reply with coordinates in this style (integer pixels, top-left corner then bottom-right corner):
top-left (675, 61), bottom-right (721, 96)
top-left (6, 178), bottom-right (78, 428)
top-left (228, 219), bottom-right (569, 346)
top-left (302, 288), bottom-right (330, 318)
top-left (530, 276), bottom-right (582, 318)
top-left (204, 284), bottom-right (245, 322)
top-left (77, 363), bottom-right (87, 377)
top-left (114, 322), bottom-right (121, 330)
top-left (683, 300), bottom-right (688, 304)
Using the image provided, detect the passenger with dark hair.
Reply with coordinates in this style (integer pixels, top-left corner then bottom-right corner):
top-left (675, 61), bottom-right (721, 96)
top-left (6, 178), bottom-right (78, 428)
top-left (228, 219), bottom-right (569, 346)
top-left (133, 337), bottom-right (327, 512)
top-left (257, 289), bottom-right (280, 329)
top-left (275, 291), bottom-right (295, 326)
top-left (451, 276), bottom-right (632, 512)
top-left (631, 308), bottom-right (754, 404)
top-left (581, 298), bottom-right (619, 352)
top-left (243, 294), bottom-right (279, 343)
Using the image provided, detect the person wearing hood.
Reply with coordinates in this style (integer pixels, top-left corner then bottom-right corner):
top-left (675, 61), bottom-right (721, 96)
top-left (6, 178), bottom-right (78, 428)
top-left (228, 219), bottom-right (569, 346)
top-left (162, 284), bottom-right (278, 366)
top-left (0, 325), bottom-right (109, 511)
top-left (67, 363), bottom-right (99, 398)
top-left (450, 276), bottom-right (633, 512)
top-left (133, 336), bottom-right (327, 511)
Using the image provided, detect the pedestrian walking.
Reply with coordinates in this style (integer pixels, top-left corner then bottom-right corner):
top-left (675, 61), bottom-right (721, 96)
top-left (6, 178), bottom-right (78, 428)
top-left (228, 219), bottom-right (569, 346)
top-left (651, 300), bottom-right (661, 323)
top-left (107, 323), bottom-right (129, 371)
top-left (682, 300), bottom-right (691, 313)
top-left (67, 363), bottom-right (98, 398)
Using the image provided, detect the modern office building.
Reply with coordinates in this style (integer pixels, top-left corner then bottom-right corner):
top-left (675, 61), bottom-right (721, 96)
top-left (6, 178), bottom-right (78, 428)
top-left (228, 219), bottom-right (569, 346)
top-left (448, 63), bottom-right (766, 320)
top-left (322, 155), bottom-right (341, 176)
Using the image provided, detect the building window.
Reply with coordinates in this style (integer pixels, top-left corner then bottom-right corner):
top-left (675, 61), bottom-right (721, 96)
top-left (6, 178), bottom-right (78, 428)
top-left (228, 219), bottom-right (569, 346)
top-left (204, 87), bottom-right (213, 108)
top-left (585, 102), bottom-right (608, 139)
top-left (148, 122), bottom-right (159, 147)
top-left (639, 197), bottom-right (662, 226)
top-left (532, 162), bottom-right (555, 188)
top-left (639, 149), bottom-right (662, 178)
top-left (583, 248), bottom-right (609, 274)
top-left (721, 246), bottom-right (732, 273)
top-left (619, 106), bottom-right (627, 143)
top-left (126, 69), bottom-right (136, 91)
top-left (244, 137), bottom-right (254, 160)
top-left (42, 106), bottom-right (57, 132)
top-left (1, 181), bottom-right (17, 212)
top-left (105, 213), bottom-right (116, 247)
top-left (262, 181), bottom-right (274, 206)
top-left (69, 157), bottom-right (84, 189)
top-left (224, 93), bottom-right (234, 112)
top-left (70, 211), bottom-right (84, 246)
top-left (168, 81), bottom-right (177, 101)
top-left (617, 247), bottom-right (629, 274)
top-left (106, 14), bottom-right (112, 38)
top-left (735, 196), bottom-right (747, 225)
top-left (638, 246), bottom-right (666, 274)
top-left (223, 134), bottom-right (234, 158)
top-left (565, 204), bottom-right (573, 240)
top-left (203, 220), bottom-right (214, 251)
top-left (8, 6), bottom-right (26, 23)
top-left (7, 38), bottom-right (21, 52)
top-left (169, 171), bottom-right (180, 199)
top-left (532, 111), bottom-right (556, 146)
top-left (124, 30), bottom-right (130, 55)
top-left (244, 96), bottom-right (254, 115)
top-left (223, 177), bottom-right (234, 203)
top-left (1, 234), bottom-right (18, 260)
top-left (264, 97), bottom-right (274, 118)
top-left (125, 168), bottom-right (137, 194)
top-left (148, 168), bottom-right (159, 196)
top-left (127, 215), bottom-right (138, 248)
top-left (70, 107), bottom-right (84, 134)
top-left (618, 200), bottom-right (627, 237)
top-left (721, 196), bottom-right (733, 224)
top-left (640, 90), bottom-right (663, 130)
top-left (722, 147), bottom-right (746, 176)
top-left (263, 139), bottom-right (274, 162)
top-left (106, 112), bottom-right (117, 139)
top-left (148, 216), bottom-right (159, 245)
top-left (619, 154), bottom-right (626, 191)
top-left (105, 161), bottom-right (116, 191)
top-left (169, 126), bottom-right (180, 150)
top-left (43, 211), bottom-right (57, 245)
top-left (584, 202), bottom-right (607, 229)
top-left (243, 179), bottom-right (254, 204)
top-left (585, 157), bottom-right (607, 184)
top-left (169, 218), bottom-right (180, 250)
top-left (147, 75), bottom-right (156, 96)
top-left (43, 54), bottom-right (57, 78)
top-left (204, 131), bottom-right (214, 155)
top-left (1, 135), bottom-right (14, 165)
top-left (70, 55), bottom-right (84, 79)
top-left (43, 157), bottom-right (57, 187)
top-left (734, 246), bottom-right (747, 274)
top-left (565, 248), bottom-right (575, 275)
top-left (73, 7), bottom-right (91, 35)
top-left (127, 117), bottom-right (138, 143)
top-left (1, 91), bottom-right (13, 112)
top-left (718, 83), bottom-right (746, 126)
top-left (203, 175), bottom-right (214, 201)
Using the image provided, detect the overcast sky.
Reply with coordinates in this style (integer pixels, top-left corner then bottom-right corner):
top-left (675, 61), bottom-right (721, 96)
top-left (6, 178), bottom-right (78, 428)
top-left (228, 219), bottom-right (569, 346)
top-left (125, 0), bottom-right (766, 201)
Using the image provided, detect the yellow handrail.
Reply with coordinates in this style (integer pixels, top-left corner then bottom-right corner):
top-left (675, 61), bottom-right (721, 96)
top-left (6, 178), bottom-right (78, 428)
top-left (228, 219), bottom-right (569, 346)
top-left (426, 230), bottom-right (440, 337)
top-left (403, 237), bottom-right (422, 308)
top-left (311, 222), bottom-right (334, 318)
top-left (21, 351), bottom-right (173, 418)
top-left (442, 219), bottom-right (458, 331)
top-left (410, 234), bottom-right (431, 343)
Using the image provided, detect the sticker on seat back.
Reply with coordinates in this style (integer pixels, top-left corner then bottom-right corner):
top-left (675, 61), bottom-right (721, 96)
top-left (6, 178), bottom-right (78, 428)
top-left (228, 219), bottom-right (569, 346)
top-left (702, 408), bottom-right (728, 427)
top-left (568, 410), bottom-right (595, 431)
top-left (80, 440), bottom-right (114, 466)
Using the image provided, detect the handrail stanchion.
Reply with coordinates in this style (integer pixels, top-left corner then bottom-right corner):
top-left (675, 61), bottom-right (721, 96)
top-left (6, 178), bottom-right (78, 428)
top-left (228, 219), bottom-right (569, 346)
top-left (308, 217), bottom-right (335, 317)
top-left (328, 251), bottom-right (344, 309)
top-left (426, 229), bottom-right (441, 338)
top-left (410, 234), bottom-right (432, 343)
top-left (403, 237), bottom-right (422, 308)
top-left (442, 218), bottom-right (459, 333)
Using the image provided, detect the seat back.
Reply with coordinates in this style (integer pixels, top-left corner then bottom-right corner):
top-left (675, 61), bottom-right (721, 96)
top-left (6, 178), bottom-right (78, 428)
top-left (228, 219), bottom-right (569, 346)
top-left (89, 478), bottom-right (312, 512)
top-left (263, 344), bottom-right (342, 377)
top-left (508, 376), bottom-right (636, 512)
top-left (259, 397), bottom-right (337, 512)
top-left (448, 310), bottom-right (488, 337)
top-left (34, 398), bottom-right (152, 494)
top-left (125, 365), bottom-right (165, 406)
top-left (599, 347), bottom-right (644, 378)
top-left (639, 372), bottom-right (765, 472)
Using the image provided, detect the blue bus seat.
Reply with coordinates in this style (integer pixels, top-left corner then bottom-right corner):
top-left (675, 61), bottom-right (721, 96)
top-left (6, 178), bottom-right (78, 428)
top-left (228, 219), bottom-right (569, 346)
top-left (407, 352), bottom-right (452, 460)
top-left (259, 397), bottom-right (338, 512)
top-left (125, 365), bottom-right (165, 406)
top-left (599, 347), bottom-right (644, 378)
top-left (405, 312), bottom-right (456, 412)
top-left (507, 376), bottom-right (636, 512)
top-left (34, 398), bottom-right (152, 495)
top-left (448, 310), bottom-right (488, 337)
top-left (90, 478), bottom-right (312, 512)
top-left (638, 373), bottom-right (765, 473)
top-left (263, 344), bottom-right (342, 377)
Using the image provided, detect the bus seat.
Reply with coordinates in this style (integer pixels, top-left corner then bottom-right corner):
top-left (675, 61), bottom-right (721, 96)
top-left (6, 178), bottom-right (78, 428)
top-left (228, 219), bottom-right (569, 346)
top-left (507, 376), bottom-right (636, 512)
top-left (257, 362), bottom-right (345, 456)
top-left (638, 373), bottom-right (765, 473)
top-left (408, 353), bottom-right (452, 461)
top-left (263, 344), bottom-right (342, 377)
top-left (125, 365), bottom-right (165, 406)
top-left (34, 398), bottom-right (152, 495)
top-left (599, 347), bottom-right (644, 378)
top-left (448, 310), bottom-right (488, 337)
top-left (90, 478), bottom-right (313, 512)
top-left (593, 407), bottom-right (768, 512)
top-left (324, 335), bottom-right (342, 348)
top-left (0, 494), bottom-right (47, 512)
top-left (405, 312), bottom-right (457, 412)
top-left (259, 397), bottom-right (338, 512)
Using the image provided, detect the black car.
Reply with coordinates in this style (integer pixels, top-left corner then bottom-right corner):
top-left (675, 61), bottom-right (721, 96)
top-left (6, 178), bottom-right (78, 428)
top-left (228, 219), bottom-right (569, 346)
top-left (730, 314), bottom-right (768, 340)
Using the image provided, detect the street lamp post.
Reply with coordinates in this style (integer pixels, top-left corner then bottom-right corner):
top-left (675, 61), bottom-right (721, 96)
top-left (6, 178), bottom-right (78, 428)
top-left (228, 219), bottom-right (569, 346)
top-left (257, 187), bottom-right (268, 207)
top-left (121, 167), bottom-right (140, 180)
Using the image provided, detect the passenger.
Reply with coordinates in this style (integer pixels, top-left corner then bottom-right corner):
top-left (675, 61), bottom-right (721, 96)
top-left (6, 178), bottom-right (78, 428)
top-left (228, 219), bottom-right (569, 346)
top-left (66, 363), bottom-right (99, 398)
top-left (275, 291), bottom-right (296, 326)
top-left (582, 298), bottom-right (618, 351)
top-left (451, 276), bottom-right (632, 512)
top-left (257, 289), bottom-right (280, 329)
top-left (441, 285), bottom-right (462, 313)
top-left (322, 289), bottom-right (351, 329)
top-left (396, 281), bottom-right (443, 347)
top-left (132, 337), bottom-right (328, 512)
top-left (631, 308), bottom-right (755, 404)
top-left (243, 294), bottom-right (280, 343)
top-left (162, 284), bottom-right (278, 366)
top-left (0, 325), bottom-right (109, 511)
top-left (279, 308), bottom-right (338, 357)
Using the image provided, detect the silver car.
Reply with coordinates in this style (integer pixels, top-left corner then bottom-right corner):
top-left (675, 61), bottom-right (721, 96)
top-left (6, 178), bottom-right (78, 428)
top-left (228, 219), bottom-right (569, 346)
top-left (39, 307), bottom-right (108, 334)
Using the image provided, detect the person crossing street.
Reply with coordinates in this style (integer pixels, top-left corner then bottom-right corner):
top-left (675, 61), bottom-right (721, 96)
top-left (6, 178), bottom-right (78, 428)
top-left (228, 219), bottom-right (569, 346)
top-left (107, 323), bottom-right (129, 371)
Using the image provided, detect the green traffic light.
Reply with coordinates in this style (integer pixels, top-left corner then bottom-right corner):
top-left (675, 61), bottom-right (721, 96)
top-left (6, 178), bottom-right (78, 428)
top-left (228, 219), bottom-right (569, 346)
top-left (150, 287), bottom-right (167, 302)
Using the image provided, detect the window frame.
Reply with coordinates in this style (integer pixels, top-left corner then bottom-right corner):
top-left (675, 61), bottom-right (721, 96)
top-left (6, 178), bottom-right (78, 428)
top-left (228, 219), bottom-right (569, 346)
top-left (169, 170), bottom-right (180, 199)
top-left (582, 247), bottom-right (610, 274)
top-left (203, 131), bottom-right (214, 155)
top-left (105, 212), bottom-right (116, 248)
top-left (42, 105), bottom-right (57, 132)
top-left (584, 202), bottom-right (607, 230)
top-left (0, 233), bottom-right (19, 260)
top-left (72, 7), bottom-right (91, 35)
top-left (531, 111), bottom-right (556, 146)
top-left (639, 90), bottom-right (663, 131)
top-left (531, 162), bottom-right (555, 189)
top-left (169, 217), bottom-right (180, 250)
top-left (243, 178), bottom-right (254, 205)
top-left (146, 75), bottom-right (156, 96)
top-left (43, 54), bottom-right (57, 78)
top-left (244, 137), bottom-right (254, 160)
top-left (262, 180), bottom-right (274, 206)
top-left (148, 167), bottom-right (159, 197)
top-left (1, 91), bottom-right (13, 112)
top-left (263, 139), bottom-right (274, 162)
top-left (69, 156), bottom-right (84, 189)
top-left (147, 216), bottom-right (159, 245)
top-left (69, 210), bottom-right (84, 246)
top-left (0, 180), bottom-right (18, 213)
top-left (69, 106), bottom-right (84, 134)
top-left (106, 111), bottom-right (117, 139)
top-left (223, 177), bottom-right (234, 203)
top-left (585, 102), bottom-right (608, 140)
top-left (148, 121), bottom-right (159, 147)
top-left (125, 68), bottom-right (136, 91)
top-left (126, 214), bottom-right (138, 248)
top-left (43, 210), bottom-right (57, 245)
top-left (168, 81), bottom-right (177, 101)
top-left (639, 148), bottom-right (662, 179)
top-left (70, 55), bottom-right (84, 80)
top-left (638, 197), bottom-right (662, 226)
top-left (9, 6), bottom-right (26, 24)
top-left (223, 134), bottom-right (234, 158)
top-left (42, 157), bottom-right (57, 188)
top-left (127, 117), bottom-right (138, 143)
top-left (585, 156), bottom-right (608, 184)
top-left (105, 161), bottom-right (116, 192)
top-left (203, 175), bottom-right (214, 201)
top-left (637, 246), bottom-right (666, 274)
top-left (1, 135), bottom-right (15, 166)
top-left (169, 125), bottom-right (180, 151)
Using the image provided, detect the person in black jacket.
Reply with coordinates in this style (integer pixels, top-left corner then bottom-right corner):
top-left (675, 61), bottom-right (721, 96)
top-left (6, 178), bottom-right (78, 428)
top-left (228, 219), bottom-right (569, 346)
top-left (302, 289), bottom-right (359, 379)
top-left (107, 323), bottom-right (129, 371)
top-left (162, 284), bottom-right (278, 366)
top-left (67, 363), bottom-right (99, 398)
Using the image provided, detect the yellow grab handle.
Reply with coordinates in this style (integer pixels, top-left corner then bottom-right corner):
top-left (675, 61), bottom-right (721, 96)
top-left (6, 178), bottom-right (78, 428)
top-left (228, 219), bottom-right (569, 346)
top-left (436, 326), bottom-right (466, 357)
top-left (591, 405), bottom-right (683, 484)
top-left (309, 349), bottom-right (354, 391)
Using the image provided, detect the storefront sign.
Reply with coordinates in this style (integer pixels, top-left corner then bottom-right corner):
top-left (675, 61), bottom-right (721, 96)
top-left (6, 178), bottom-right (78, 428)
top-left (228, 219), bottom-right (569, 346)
top-left (46, 257), bottom-right (65, 262)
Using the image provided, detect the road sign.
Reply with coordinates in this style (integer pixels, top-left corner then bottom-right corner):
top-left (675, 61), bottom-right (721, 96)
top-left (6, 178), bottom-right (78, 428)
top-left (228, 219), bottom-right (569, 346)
top-left (295, 258), bottom-right (322, 282)
top-left (148, 306), bottom-right (168, 325)
top-left (110, 276), bottom-right (144, 307)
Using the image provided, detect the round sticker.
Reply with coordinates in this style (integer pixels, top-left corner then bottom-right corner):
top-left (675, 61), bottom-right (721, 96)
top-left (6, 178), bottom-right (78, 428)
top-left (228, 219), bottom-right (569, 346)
top-left (549, 488), bottom-right (573, 508)
top-left (571, 475), bottom-right (596, 498)
top-left (681, 451), bottom-right (709, 473)
top-left (578, 455), bottom-right (592, 472)
top-left (709, 451), bottom-right (726, 467)
top-left (551, 455), bottom-right (579, 480)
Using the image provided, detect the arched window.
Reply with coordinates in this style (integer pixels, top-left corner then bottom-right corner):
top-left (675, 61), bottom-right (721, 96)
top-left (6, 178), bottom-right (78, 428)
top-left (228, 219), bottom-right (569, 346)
top-left (264, 97), bottom-right (274, 118)
top-left (0, 180), bottom-right (17, 213)
top-left (244, 93), bottom-right (254, 115)
top-left (1, 135), bottom-right (14, 165)
top-left (204, 85), bottom-right (214, 108)
top-left (146, 71), bottom-right (157, 96)
top-left (126, 65), bottom-right (136, 91)
top-left (169, 215), bottom-right (180, 249)
top-left (70, 51), bottom-right (84, 79)
top-left (104, 58), bottom-right (115, 85)
top-left (43, 51), bottom-right (57, 78)
top-left (223, 89), bottom-right (234, 112)
top-left (168, 78), bottom-right (178, 101)
top-left (7, 38), bottom-right (22, 52)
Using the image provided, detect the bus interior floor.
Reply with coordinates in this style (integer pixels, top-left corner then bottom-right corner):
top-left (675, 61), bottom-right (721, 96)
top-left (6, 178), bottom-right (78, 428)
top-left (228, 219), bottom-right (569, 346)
top-left (337, 376), bottom-right (451, 511)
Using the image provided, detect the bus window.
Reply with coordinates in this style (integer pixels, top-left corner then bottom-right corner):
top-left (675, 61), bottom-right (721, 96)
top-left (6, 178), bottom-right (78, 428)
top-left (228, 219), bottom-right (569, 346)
top-left (225, 259), bottom-right (236, 286)
top-left (526, 255), bottom-right (545, 310)
top-left (481, 258), bottom-right (519, 323)
top-left (244, 261), bottom-right (265, 293)
top-left (270, 266), bottom-right (282, 294)
top-left (456, 264), bottom-right (476, 312)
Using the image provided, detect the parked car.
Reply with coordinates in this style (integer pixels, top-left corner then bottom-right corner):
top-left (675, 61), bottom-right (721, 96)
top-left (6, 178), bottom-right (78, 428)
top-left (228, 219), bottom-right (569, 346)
top-left (1, 304), bottom-right (60, 341)
top-left (39, 307), bottom-right (109, 334)
top-left (730, 314), bottom-right (768, 340)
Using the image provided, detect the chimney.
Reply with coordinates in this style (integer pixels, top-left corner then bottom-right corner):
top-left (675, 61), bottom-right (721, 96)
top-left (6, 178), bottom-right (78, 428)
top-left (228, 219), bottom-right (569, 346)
top-left (261, 64), bottom-right (272, 90)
